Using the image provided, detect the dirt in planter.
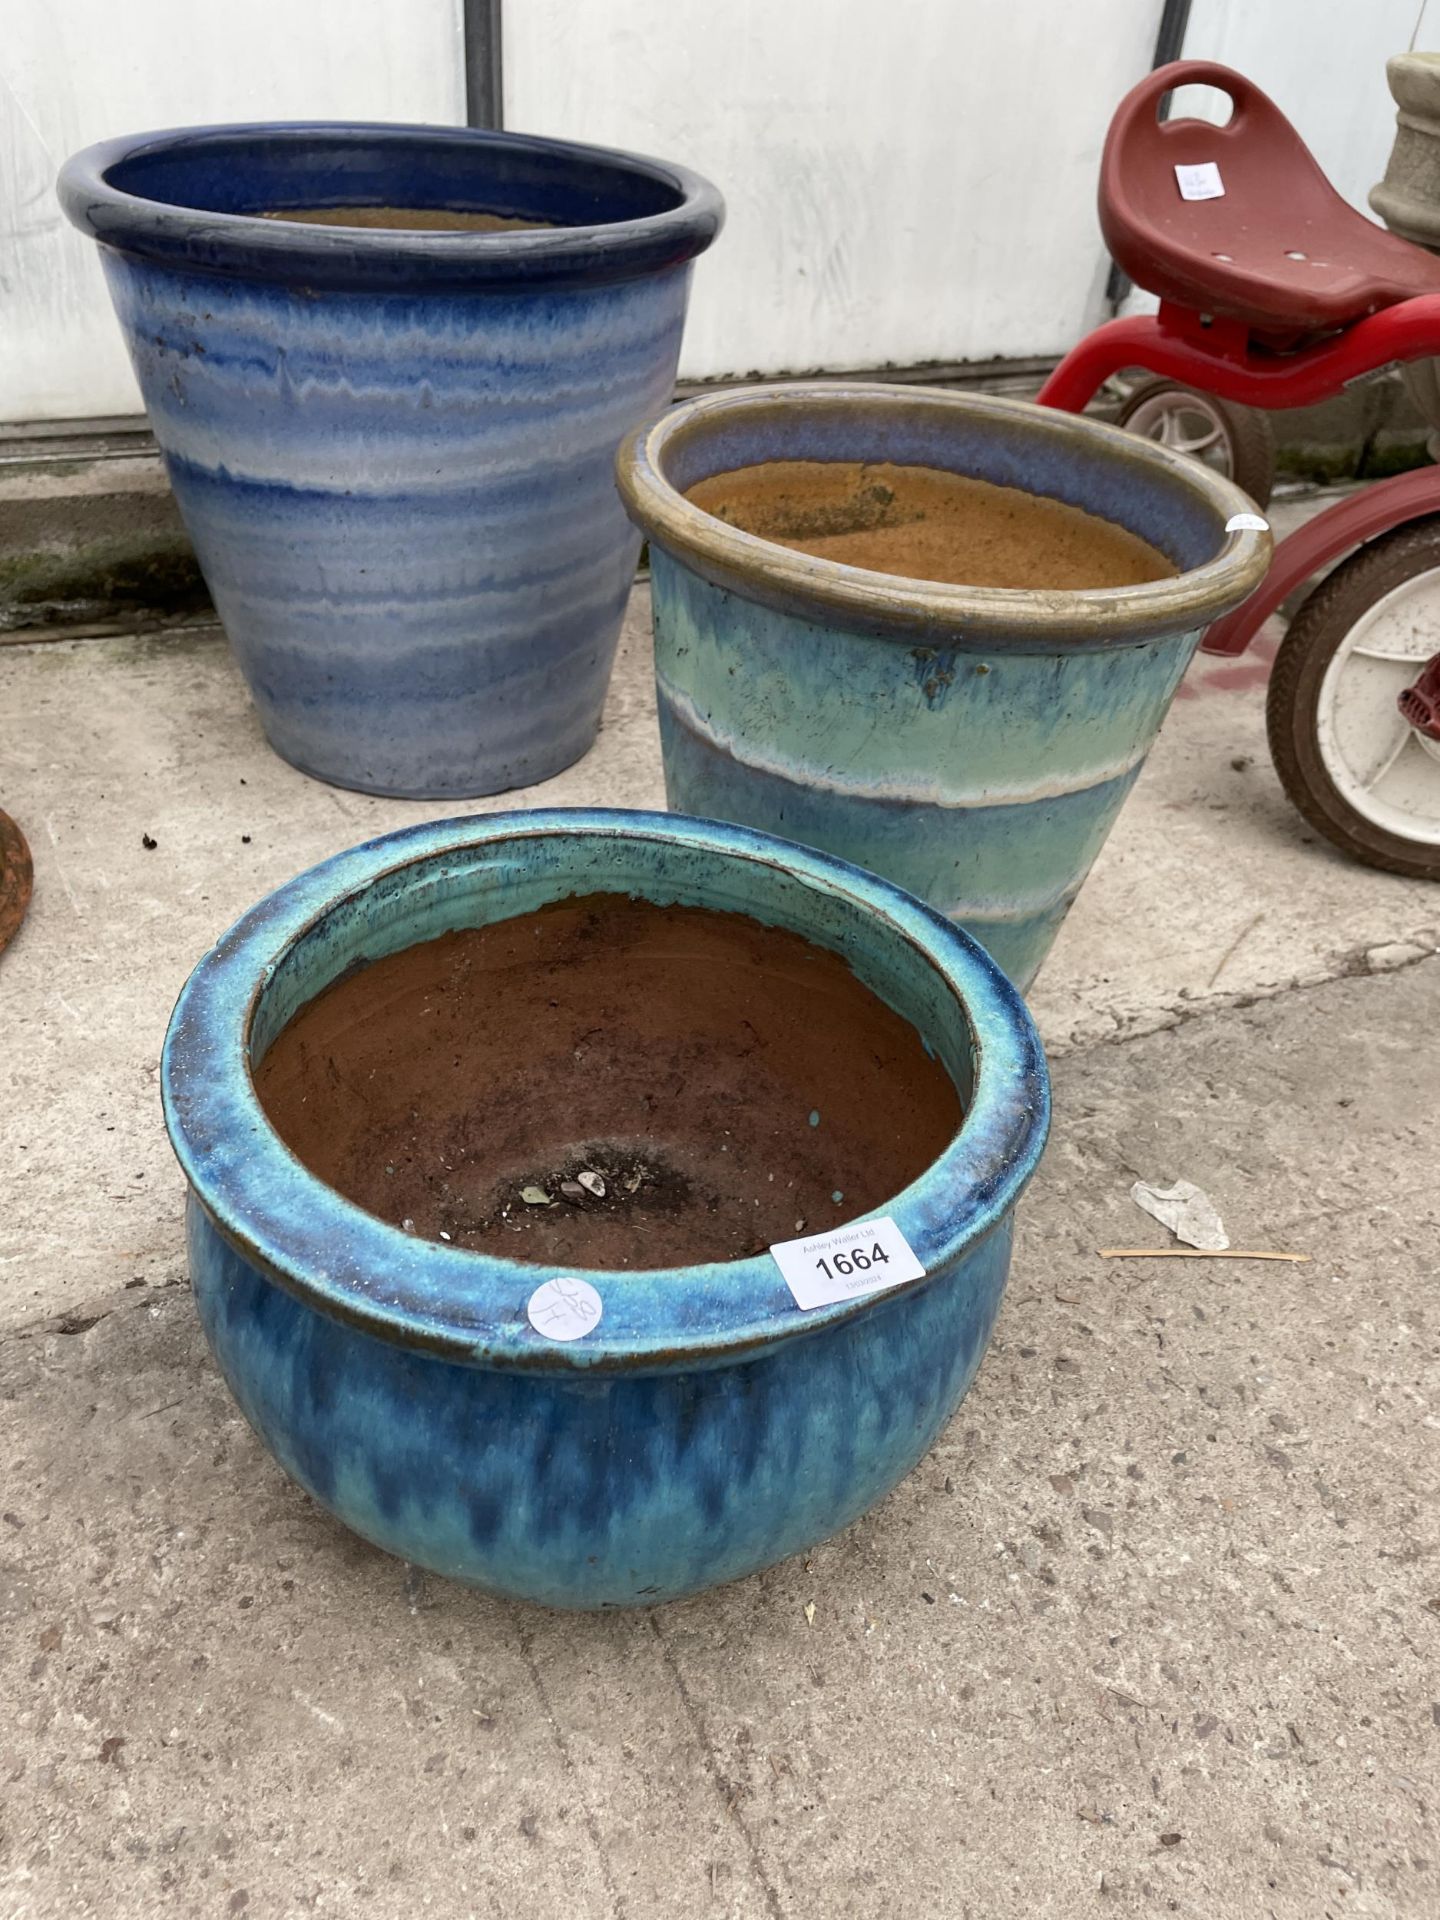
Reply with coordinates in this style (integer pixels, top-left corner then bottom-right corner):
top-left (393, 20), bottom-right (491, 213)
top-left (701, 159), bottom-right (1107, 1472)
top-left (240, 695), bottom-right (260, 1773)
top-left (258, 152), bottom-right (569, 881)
top-left (254, 894), bottom-right (962, 1270)
top-left (687, 459), bottom-right (1176, 591)
top-left (259, 206), bottom-right (556, 232)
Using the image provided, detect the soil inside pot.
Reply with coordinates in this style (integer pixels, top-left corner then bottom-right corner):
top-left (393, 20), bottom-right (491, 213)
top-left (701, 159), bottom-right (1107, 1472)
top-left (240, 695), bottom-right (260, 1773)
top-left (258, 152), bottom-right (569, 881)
top-left (259, 206), bottom-right (556, 232)
top-left (686, 459), bottom-right (1176, 590)
top-left (254, 894), bottom-right (962, 1269)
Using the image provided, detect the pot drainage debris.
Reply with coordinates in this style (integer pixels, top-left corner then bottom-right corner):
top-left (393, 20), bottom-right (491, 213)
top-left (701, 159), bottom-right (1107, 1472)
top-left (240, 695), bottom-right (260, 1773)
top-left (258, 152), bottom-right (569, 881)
top-left (494, 1148), bottom-right (694, 1241)
top-left (394, 1141), bottom-right (839, 1267)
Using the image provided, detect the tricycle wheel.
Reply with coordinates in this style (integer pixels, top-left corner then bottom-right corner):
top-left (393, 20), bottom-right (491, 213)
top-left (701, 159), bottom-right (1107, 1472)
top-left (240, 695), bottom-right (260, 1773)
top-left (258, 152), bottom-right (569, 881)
top-left (1116, 378), bottom-right (1275, 508)
top-left (1266, 520), bottom-right (1440, 879)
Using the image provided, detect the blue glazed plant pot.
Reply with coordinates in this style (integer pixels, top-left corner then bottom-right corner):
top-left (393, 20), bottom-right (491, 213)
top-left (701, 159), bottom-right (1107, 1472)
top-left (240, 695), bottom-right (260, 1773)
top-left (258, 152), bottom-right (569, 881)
top-left (161, 809), bottom-right (1048, 1609)
top-left (617, 384), bottom-right (1271, 989)
top-left (58, 125), bottom-right (722, 798)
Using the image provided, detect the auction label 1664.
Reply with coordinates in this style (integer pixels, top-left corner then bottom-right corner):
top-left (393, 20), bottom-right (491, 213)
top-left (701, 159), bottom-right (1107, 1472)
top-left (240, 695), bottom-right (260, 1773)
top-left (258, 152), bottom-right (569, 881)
top-left (769, 1215), bottom-right (924, 1311)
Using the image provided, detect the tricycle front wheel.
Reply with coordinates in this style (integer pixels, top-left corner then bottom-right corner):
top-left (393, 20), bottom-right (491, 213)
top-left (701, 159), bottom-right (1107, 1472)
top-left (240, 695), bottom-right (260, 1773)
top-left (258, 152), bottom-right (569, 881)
top-left (1266, 520), bottom-right (1440, 879)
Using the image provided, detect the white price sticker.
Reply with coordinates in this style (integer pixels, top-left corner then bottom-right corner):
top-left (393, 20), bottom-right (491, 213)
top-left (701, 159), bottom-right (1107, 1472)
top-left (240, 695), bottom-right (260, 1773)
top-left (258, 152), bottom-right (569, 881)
top-left (527, 1276), bottom-right (603, 1342)
top-left (769, 1216), bottom-right (924, 1312)
top-left (1175, 161), bottom-right (1225, 202)
top-left (1225, 512), bottom-right (1269, 532)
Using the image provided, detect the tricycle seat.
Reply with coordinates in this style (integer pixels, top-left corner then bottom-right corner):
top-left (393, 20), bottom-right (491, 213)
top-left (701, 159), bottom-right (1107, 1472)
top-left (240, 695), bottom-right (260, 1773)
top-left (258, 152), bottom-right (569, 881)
top-left (1101, 59), bottom-right (1440, 342)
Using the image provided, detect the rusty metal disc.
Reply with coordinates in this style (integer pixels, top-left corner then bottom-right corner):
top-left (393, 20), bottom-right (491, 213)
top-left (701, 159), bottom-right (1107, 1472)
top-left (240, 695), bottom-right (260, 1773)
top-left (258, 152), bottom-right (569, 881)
top-left (0, 810), bottom-right (34, 958)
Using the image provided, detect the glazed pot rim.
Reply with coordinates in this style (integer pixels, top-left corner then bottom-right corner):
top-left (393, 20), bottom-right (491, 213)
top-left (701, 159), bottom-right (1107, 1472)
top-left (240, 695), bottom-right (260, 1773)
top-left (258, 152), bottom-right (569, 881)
top-left (616, 381), bottom-right (1273, 645)
top-left (161, 809), bottom-right (1049, 1373)
top-left (57, 121), bottom-right (724, 294)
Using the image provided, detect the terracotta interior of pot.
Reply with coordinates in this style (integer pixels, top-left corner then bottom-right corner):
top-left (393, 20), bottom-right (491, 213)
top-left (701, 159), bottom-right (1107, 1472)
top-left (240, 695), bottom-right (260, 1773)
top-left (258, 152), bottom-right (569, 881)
top-left (259, 207), bottom-right (555, 233)
top-left (254, 892), bottom-right (963, 1270)
top-left (686, 460), bottom-right (1177, 591)
top-left (657, 394), bottom-right (1241, 587)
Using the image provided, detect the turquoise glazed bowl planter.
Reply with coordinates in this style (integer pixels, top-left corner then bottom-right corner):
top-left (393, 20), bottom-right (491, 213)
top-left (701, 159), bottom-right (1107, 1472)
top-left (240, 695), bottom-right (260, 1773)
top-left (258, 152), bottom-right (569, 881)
top-left (617, 384), bottom-right (1271, 989)
top-left (58, 125), bottom-right (722, 798)
top-left (161, 809), bottom-right (1048, 1609)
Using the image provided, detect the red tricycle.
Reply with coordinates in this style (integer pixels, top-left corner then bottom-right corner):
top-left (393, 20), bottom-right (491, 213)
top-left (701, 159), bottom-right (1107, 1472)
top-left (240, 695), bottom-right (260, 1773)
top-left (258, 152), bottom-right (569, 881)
top-left (1040, 58), bottom-right (1440, 881)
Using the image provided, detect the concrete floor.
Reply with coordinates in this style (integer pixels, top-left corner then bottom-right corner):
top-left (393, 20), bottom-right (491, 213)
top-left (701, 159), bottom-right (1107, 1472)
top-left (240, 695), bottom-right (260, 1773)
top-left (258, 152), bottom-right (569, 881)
top-left (1, 563), bottom-right (1438, 1917)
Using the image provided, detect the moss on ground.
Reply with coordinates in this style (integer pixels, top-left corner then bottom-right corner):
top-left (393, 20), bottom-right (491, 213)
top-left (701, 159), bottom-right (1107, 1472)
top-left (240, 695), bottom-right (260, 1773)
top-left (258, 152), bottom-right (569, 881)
top-left (0, 534), bottom-right (211, 633)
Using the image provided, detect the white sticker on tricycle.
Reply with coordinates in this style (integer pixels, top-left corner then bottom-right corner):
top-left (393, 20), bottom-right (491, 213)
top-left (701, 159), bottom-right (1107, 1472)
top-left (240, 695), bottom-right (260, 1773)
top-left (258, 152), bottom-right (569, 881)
top-left (1225, 512), bottom-right (1270, 532)
top-left (1175, 161), bottom-right (1225, 201)
top-left (770, 1216), bottom-right (924, 1312)
top-left (527, 1276), bottom-right (603, 1342)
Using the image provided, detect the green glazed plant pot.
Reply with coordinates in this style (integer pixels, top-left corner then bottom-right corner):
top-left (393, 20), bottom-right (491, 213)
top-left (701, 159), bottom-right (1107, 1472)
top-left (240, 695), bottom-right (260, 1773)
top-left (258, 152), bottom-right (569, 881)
top-left (617, 382), bottom-right (1270, 989)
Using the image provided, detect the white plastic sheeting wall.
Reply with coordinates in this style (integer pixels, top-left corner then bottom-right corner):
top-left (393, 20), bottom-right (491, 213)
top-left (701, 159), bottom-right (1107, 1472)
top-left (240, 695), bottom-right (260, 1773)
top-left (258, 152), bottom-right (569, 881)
top-left (505, 0), bottom-right (1164, 382)
top-left (1118, 1), bottom-right (1440, 320)
top-left (4, 0), bottom-right (1440, 421)
top-left (1174, 0), bottom-right (1440, 219)
top-left (0, 1), bottom-right (463, 422)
